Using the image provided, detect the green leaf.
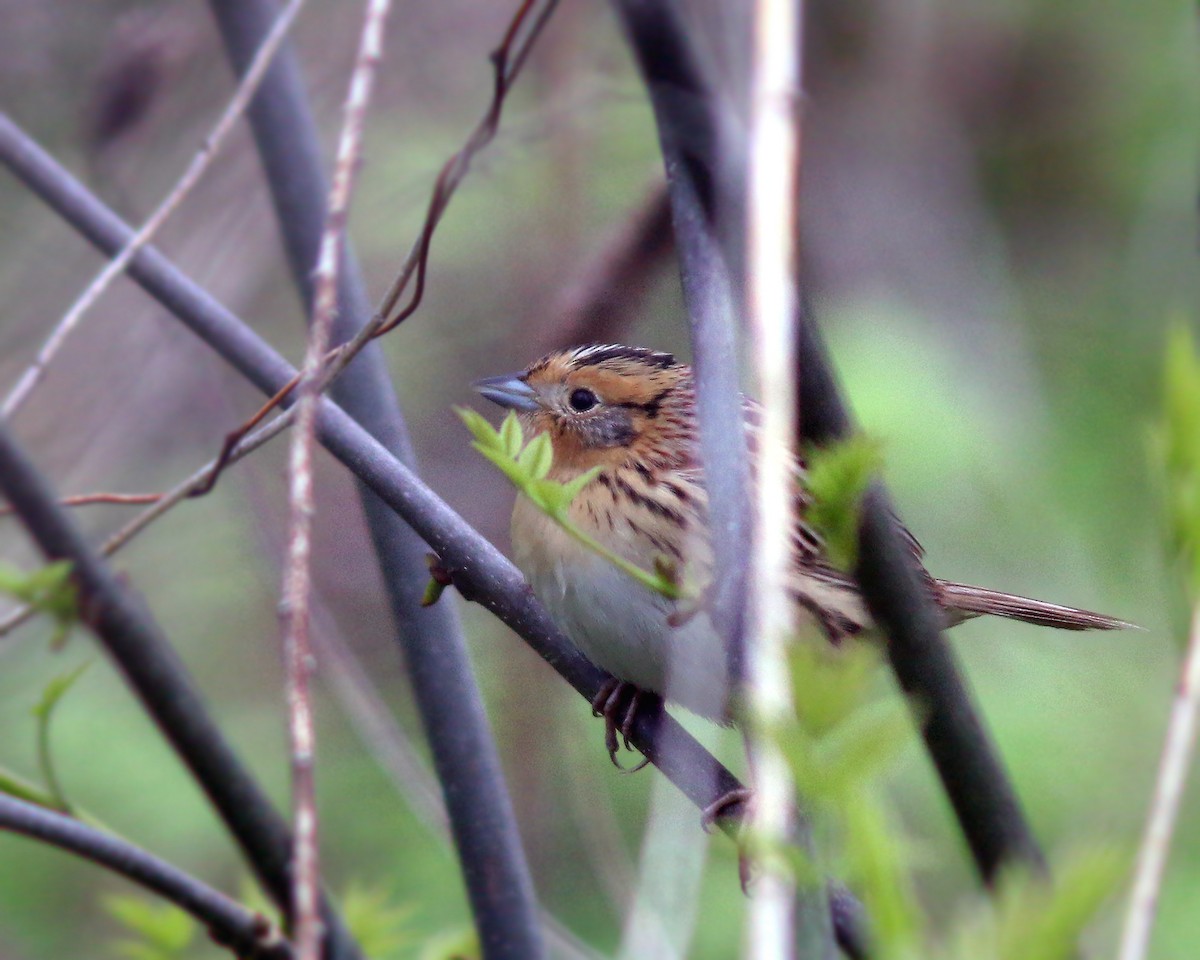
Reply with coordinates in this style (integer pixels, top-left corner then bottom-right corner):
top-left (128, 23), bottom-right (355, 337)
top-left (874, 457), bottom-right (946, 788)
top-left (454, 406), bottom-right (501, 449)
top-left (32, 660), bottom-right (91, 720)
top-left (105, 895), bottom-right (195, 960)
top-left (0, 765), bottom-right (60, 808)
top-left (420, 927), bottom-right (481, 960)
top-left (462, 404), bottom-right (684, 600)
top-left (421, 578), bottom-right (447, 607)
top-left (524, 477), bottom-right (565, 517)
top-left (559, 466), bottom-right (602, 504)
top-left (341, 882), bottom-right (415, 960)
top-left (517, 431), bottom-right (553, 479)
top-left (0, 560), bottom-right (78, 646)
top-left (788, 640), bottom-right (883, 737)
top-left (499, 410), bottom-right (523, 458)
top-left (473, 443), bottom-right (527, 488)
top-left (815, 696), bottom-right (913, 798)
top-left (843, 793), bottom-right (921, 956)
top-left (805, 435), bottom-right (884, 571)
top-left (993, 848), bottom-right (1127, 960)
top-left (1158, 322), bottom-right (1200, 596)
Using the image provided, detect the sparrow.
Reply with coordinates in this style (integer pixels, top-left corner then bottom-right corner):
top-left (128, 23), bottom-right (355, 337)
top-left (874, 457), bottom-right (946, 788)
top-left (474, 343), bottom-right (1129, 765)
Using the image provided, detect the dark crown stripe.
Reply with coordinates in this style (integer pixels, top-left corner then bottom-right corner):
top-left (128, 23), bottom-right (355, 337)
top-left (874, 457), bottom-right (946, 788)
top-left (570, 344), bottom-right (676, 370)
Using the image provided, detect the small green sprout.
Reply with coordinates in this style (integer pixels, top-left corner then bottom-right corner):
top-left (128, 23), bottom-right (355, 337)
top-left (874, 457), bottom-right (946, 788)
top-left (33, 661), bottom-right (91, 814)
top-left (457, 408), bottom-right (686, 599)
top-left (0, 559), bottom-right (78, 647)
top-left (804, 434), bottom-right (884, 571)
top-left (105, 895), bottom-right (195, 960)
top-left (1158, 322), bottom-right (1200, 595)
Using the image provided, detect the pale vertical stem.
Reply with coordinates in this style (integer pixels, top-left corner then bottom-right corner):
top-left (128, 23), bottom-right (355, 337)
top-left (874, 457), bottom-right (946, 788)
top-left (278, 2), bottom-right (392, 957)
top-left (744, 0), bottom-right (804, 957)
top-left (0, 0), bottom-right (306, 420)
top-left (1118, 603), bottom-right (1200, 960)
top-left (618, 769), bottom-right (711, 960)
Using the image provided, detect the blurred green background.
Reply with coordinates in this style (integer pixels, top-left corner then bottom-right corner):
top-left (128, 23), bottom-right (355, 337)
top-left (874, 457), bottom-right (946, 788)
top-left (0, 0), bottom-right (1197, 957)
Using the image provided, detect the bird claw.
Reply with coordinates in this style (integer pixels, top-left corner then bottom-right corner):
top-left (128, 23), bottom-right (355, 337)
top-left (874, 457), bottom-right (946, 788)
top-left (590, 679), bottom-right (650, 773)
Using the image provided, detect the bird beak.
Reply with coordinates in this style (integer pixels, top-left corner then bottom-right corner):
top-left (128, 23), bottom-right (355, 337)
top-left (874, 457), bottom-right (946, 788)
top-left (472, 373), bottom-right (540, 412)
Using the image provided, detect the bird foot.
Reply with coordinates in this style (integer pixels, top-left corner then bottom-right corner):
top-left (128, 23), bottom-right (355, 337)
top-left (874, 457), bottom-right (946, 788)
top-left (590, 679), bottom-right (650, 773)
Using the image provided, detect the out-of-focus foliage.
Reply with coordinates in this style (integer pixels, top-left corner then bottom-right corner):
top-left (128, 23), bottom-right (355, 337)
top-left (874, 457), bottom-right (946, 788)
top-left (0, 559), bottom-right (77, 648)
top-left (773, 640), bottom-right (1125, 960)
top-left (0, 0), bottom-right (1196, 957)
top-left (1158, 323), bottom-right (1200, 596)
top-left (106, 895), bottom-right (195, 960)
top-left (803, 435), bottom-right (883, 571)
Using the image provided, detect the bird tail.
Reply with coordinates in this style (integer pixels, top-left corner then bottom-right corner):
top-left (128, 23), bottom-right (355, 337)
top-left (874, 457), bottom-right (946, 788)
top-left (936, 580), bottom-right (1134, 631)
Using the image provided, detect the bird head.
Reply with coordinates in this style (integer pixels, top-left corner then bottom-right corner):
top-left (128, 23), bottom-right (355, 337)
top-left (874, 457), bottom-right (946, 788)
top-left (473, 344), bottom-right (693, 475)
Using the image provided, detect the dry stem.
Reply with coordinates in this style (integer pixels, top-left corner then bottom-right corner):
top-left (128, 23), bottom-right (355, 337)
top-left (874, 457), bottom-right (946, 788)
top-left (1118, 603), bottom-right (1200, 960)
top-left (277, 0), bottom-right (393, 955)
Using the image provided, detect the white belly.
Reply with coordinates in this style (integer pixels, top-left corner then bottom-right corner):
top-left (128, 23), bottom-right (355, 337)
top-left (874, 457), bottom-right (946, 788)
top-left (512, 500), bottom-right (730, 719)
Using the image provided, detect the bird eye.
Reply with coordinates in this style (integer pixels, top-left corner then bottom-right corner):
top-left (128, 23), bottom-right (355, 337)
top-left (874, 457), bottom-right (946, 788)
top-left (568, 387), bottom-right (598, 412)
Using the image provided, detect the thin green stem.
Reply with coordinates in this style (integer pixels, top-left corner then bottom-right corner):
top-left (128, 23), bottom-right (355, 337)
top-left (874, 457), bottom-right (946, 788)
top-left (35, 704), bottom-right (71, 815)
top-left (552, 509), bottom-right (687, 601)
top-left (0, 767), bottom-right (60, 810)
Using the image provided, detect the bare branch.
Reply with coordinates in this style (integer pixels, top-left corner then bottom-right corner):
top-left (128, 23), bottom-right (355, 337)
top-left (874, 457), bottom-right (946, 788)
top-left (0, 793), bottom-right (292, 960)
top-left (744, 0), bottom-right (808, 954)
top-left (0, 411), bottom-right (292, 640)
top-left (1118, 603), bottom-right (1200, 960)
top-left (611, 0), bottom-right (754, 707)
top-left (277, 0), bottom-right (393, 955)
top-left (0, 0), bottom-right (306, 420)
top-left (0, 492), bottom-right (162, 517)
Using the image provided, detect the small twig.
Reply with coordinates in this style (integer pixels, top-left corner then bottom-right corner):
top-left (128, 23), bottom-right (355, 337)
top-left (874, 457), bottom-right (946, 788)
top-left (278, 0), bottom-right (393, 955)
top-left (0, 492), bottom-right (162, 518)
top-left (744, 0), bottom-right (809, 954)
top-left (194, 375), bottom-right (302, 496)
top-left (372, 0), bottom-right (555, 333)
top-left (194, 0), bottom-right (561, 502)
top-left (0, 0), bottom-right (306, 421)
top-left (1118, 603), bottom-right (1200, 960)
top-left (208, 0), bottom-right (562, 485)
top-left (0, 413), bottom-right (292, 640)
top-left (0, 793), bottom-right (292, 960)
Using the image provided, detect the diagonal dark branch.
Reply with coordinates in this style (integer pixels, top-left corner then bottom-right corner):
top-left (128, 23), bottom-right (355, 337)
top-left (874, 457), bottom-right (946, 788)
top-left (204, 2), bottom-right (546, 957)
top-left (612, 0), bottom-right (1044, 883)
top-left (0, 793), bottom-right (292, 960)
top-left (0, 417), bottom-right (362, 960)
top-left (0, 113), bottom-right (869, 960)
top-left (797, 311), bottom-right (1046, 876)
